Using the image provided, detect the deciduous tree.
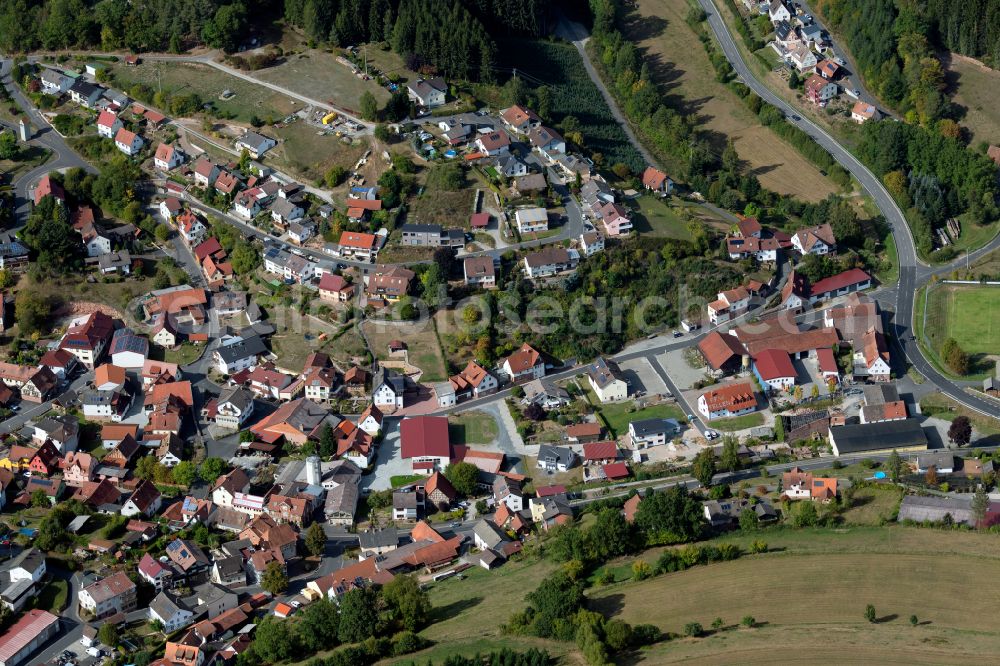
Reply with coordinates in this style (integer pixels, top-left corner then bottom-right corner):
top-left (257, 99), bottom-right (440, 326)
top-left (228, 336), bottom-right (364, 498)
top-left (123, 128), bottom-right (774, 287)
top-left (445, 461), bottom-right (480, 497)
top-left (692, 448), bottom-right (716, 486)
top-left (305, 521), bottom-right (326, 557)
top-left (260, 561), bottom-right (288, 595)
top-left (381, 574), bottom-right (431, 631)
top-left (948, 415), bottom-right (972, 446)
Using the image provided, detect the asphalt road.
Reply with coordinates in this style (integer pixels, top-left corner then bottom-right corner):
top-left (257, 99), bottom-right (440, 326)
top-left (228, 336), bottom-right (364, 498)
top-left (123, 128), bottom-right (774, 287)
top-left (1, 59), bottom-right (98, 223)
top-left (783, 0), bottom-right (886, 114)
top-left (696, 0), bottom-right (1000, 422)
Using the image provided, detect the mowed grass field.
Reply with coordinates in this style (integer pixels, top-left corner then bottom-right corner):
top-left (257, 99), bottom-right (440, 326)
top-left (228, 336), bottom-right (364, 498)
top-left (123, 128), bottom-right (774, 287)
top-left (108, 62), bottom-right (298, 123)
top-left (363, 320), bottom-right (449, 382)
top-left (946, 53), bottom-right (1000, 145)
top-left (926, 285), bottom-right (1000, 356)
top-left (448, 410), bottom-right (499, 445)
top-left (389, 557), bottom-right (575, 664)
top-left (630, 195), bottom-right (695, 240)
top-left (624, 0), bottom-right (838, 202)
top-left (589, 527), bottom-right (1000, 663)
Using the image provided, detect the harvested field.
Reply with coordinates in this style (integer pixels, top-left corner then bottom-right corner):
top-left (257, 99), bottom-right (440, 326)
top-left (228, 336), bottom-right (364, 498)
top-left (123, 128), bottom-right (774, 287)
top-left (945, 52), bottom-right (1000, 145)
top-left (625, 0), bottom-right (839, 201)
top-left (589, 527), bottom-right (1000, 663)
top-left (254, 49), bottom-right (391, 111)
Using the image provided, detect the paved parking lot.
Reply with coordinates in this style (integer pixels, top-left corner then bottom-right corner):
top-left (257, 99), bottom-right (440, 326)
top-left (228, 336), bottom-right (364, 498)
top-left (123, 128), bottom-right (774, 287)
top-left (361, 418), bottom-right (409, 492)
top-left (656, 349), bottom-right (710, 391)
top-left (618, 358), bottom-right (667, 397)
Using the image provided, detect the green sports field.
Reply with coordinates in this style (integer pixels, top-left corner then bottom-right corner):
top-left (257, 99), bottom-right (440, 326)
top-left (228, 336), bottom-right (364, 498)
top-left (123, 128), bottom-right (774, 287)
top-left (926, 284), bottom-right (1000, 356)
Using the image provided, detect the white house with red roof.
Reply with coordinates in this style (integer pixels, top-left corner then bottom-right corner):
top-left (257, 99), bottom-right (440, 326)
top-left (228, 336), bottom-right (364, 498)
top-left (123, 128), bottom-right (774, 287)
top-left (641, 166), bottom-right (673, 194)
top-left (448, 360), bottom-right (498, 400)
top-left (337, 231), bottom-right (381, 262)
top-left (173, 210), bottom-right (206, 246)
top-left (159, 197), bottom-right (182, 222)
top-left (96, 110), bottom-right (123, 139)
top-left (502, 343), bottom-right (546, 383)
top-left (857, 327), bottom-right (891, 382)
top-left (791, 223), bottom-right (836, 256)
top-left (781, 270), bottom-right (811, 311)
top-left (358, 404), bottom-right (383, 436)
top-left (400, 416), bottom-right (451, 474)
top-left (725, 235), bottom-right (779, 262)
top-left (234, 188), bottom-right (264, 218)
top-left (697, 381), bottom-right (758, 419)
top-left (192, 157), bottom-right (220, 188)
top-left (805, 74), bottom-right (838, 105)
top-left (809, 268), bottom-right (871, 303)
top-left (475, 131), bottom-right (511, 157)
top-left (59, 311), bottom-right (116, 369)
top-left (500, 104), bottom-right (542, 134)
top-left (154, 143), bottom-right (184, 171)
top-left (708, 286), bottom-right (751, 325)
top-left (114, 127), bottom-right (144, 156)
top-left (138, 552), bottom-right (173, 592)
top-left (851, 101), bottom-right (879, 123)
top-left (752, 348), bottom-right (797, 392)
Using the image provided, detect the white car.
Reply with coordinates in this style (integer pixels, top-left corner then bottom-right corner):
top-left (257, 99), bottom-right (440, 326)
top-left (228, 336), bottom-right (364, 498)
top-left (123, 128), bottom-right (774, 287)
top-left (290, 600), bottom-right (302, 608)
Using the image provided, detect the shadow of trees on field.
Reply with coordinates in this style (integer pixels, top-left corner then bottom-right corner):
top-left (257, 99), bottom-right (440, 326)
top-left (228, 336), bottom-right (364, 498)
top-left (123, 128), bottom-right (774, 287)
top-left (431, 596), bottom-right (483, 623)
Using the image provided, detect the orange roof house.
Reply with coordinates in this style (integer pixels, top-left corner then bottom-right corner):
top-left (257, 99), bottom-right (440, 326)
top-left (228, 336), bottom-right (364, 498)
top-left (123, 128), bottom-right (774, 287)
top-left (94, 363), bottom-right (127, 390)
top-left (641, 166), bottom-right (671, 192)
top-left (698, 382), bottom-right (758, 419)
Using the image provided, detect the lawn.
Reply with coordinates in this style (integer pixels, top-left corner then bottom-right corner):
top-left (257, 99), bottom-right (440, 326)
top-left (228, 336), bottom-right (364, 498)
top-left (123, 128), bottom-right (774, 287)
top-left (971, 246), bottom-right (1000, 277)
top-left (363, 320), bottom-right (449, 383)
top-left (919, 392), bottom-right (1000, 437)
top-left (710, 411), bottom-right (765, 431)
top-left (270, 318), bottom-right (367, 375)
top-left (36, 579), bottom-right (69, 613)
top-left (945, 52), bottom-right (1000, 145)
top-left (592, 394), bottom-right (685, 438)
top-left (838, 486), bottom-right (903, 526)
top-left (878, 230), bottom-right (899, 285)
top-left (622, 0), bottom-right (839, 201)
top-left (107, 61), bottom-right (298, 124)
top-left (923, 284), bottom-right (1000, 375)
top-left (0, 145), bottom-right (52, 183)
top-left (389, 474), bottom-right (425, 489)
top-left (448, 410), bottom-right (499, 445)
top-left (148, 342), bottom-right (203, 366)
top-left (943, 214), bottom-right (1000, 259)
top-left (630, 195), bottom-right (694, 240)
top-left (588, 526), bottom-right (1000, 663)
top-left (499, 38), bottom-right (644, 172)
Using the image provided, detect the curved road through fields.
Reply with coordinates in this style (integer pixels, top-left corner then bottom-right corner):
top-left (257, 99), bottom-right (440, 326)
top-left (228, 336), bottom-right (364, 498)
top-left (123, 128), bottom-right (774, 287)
top-left (694, 0), bottom-right (1000, 421)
